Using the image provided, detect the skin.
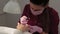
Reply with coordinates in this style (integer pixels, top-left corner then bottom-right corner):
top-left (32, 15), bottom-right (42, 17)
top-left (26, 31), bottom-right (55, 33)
top-left (16, 23), bottom-right (29, 32)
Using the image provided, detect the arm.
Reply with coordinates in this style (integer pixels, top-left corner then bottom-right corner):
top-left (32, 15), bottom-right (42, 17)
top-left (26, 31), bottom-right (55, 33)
top-left (16, 4), bottom-right (30, 31)
top-left (18, 4), bottom-right (29, 23)
top-left (50, 9), bottom-right (59, 34)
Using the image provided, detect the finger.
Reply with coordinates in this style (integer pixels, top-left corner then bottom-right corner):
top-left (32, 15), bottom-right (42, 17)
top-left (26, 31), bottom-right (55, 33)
top-left (29, 26), bottom-right (33, 29)
top-left (16, 23), bottom-right (19, 28)
top-left (18, 23), bottom-right (20, 25)
top-left (18, 23), bottom-right (21, 26)
top-left (29, 29), bottom-right (34, 33)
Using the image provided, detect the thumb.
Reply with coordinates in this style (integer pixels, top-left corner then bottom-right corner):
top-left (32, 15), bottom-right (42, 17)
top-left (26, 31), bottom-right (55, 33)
top-left (17, 23), bottom-right (21, 27)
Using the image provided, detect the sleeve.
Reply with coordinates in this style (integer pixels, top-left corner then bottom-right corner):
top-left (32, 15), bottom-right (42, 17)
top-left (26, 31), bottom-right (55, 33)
top-left (21, 5), bottom-right (29, 17)
top-left (18, 4), bottom-right (29, 23)
top-left (49, 9), bottom-right (59, 34)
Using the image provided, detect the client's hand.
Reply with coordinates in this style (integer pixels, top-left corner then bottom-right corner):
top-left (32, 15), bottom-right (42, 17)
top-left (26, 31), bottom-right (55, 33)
top-left (16, 16), bottom-right (30, 32)
top-left (29, 26), bottom-right (43, 34)
top-left (16, 23), bottom-right (29, 32)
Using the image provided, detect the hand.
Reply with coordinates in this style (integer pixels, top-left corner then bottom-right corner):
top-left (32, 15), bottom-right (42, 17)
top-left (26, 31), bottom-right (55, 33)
top-left (20, 16), bottom-right (29, 25)
top-left (16, 23), bottom-right (29, 32)
top-left (29, 26), bottom-right (43, 34)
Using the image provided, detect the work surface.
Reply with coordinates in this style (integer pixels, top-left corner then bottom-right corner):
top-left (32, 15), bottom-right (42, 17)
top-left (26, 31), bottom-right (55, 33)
top-left (0, 26), bottom-right (31, 34)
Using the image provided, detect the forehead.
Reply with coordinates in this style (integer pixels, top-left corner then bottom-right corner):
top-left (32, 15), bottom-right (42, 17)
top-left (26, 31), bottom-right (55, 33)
top-left (30, 3), bottom-right (45, 9)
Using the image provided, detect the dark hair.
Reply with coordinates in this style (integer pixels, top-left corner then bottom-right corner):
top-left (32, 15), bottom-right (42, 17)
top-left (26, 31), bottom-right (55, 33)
top-left (30, 0), bottom-right (49, 6)
top-left (33, 31), bottom-right (40, 34)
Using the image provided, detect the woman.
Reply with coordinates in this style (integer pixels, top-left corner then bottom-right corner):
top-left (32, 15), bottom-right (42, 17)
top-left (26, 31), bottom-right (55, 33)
top-left (17, 0), bottom-right (59, 34)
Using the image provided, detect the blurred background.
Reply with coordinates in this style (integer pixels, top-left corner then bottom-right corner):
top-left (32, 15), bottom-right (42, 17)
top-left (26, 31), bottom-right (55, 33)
top-left (0, 0), bottom-right (60, 34)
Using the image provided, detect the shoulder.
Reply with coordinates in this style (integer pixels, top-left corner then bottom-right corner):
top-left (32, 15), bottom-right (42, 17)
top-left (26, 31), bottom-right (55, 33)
top-left (24, 4), bottom-right (30, 8)
top-left (47, 7), bottom-right (59, 25)
top-left (47, 7), bottom-right (59, 24)
top-left (47, 6), bottom-right (58, 16)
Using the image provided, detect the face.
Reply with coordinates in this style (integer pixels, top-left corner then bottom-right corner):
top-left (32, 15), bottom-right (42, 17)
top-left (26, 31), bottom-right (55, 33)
top-left (30, 3), bottom-right (47, 15)
top-left (30, 3), bottom-right (46, 12)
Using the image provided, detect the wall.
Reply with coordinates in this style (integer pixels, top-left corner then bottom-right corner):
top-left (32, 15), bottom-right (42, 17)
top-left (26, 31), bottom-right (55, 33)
top-left (0, 0), bottom-right (21, 28)
top-left (0, 13), bottom-right (6, 26)
top-left (0, 0), bottom-right (9, 14)
top-left (5, 13), bottom-right (20, 28)
top-left (0, 0), bottom-right (9, 26)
